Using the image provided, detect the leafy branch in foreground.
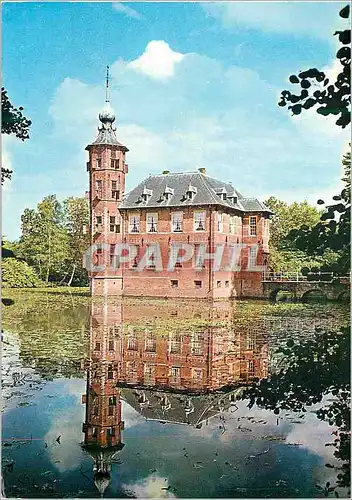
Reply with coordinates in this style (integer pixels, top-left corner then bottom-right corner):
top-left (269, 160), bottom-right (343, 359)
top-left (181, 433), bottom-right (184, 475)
top-left (278, 5), bottom-right (350, 128)
top-left (1, 87), bottom-right (32, 183)
top-left (241, 327), bottom-right (350, 488)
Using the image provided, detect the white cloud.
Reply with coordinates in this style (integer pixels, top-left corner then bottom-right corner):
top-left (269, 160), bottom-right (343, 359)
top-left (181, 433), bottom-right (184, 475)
top-left (44, 379), bottom-right (86, 473)
top-left (3, 39), bottom-right (349, 240)
top-left (112, 2), bottom-right (143, 20)
top-left (202, 2), bottom-right (346, 39)
top-left (128, 40), bottom-right (185, 80)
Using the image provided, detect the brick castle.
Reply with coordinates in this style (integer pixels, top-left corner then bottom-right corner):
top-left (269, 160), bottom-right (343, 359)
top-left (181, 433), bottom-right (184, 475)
top-left (86, 71), bottom-right (272, 298)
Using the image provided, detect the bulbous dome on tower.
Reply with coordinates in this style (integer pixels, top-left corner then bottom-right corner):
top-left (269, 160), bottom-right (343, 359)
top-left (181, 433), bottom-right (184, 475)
top-left (99, 102), bottom-right (115, 127)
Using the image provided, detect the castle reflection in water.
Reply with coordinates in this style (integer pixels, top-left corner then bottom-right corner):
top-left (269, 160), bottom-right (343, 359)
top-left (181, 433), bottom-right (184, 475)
top-left (81, 300), bottom-right (269, 496)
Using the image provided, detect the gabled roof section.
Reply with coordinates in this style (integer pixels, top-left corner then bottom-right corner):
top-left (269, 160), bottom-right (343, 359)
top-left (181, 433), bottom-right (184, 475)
top-left (119, 171), bottom-right (273, 213)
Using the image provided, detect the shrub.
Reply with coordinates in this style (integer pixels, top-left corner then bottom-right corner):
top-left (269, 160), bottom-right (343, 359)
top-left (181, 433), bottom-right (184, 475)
top-left (2, 258), bottom-right (43, 288)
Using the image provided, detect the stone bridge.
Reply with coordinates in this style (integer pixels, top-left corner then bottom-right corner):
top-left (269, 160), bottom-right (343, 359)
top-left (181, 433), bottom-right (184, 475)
top-left (262, 278), bottom-right (350, 302)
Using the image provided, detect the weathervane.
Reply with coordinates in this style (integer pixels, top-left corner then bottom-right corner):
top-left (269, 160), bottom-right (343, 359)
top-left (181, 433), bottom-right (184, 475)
top-left (105, 65), bottom-right (110, 103)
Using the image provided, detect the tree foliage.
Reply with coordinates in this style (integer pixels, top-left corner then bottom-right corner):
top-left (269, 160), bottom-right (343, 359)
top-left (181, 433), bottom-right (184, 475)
top-left (16, 195), bottom-right (89, 286)
top-left (63, 197), bottom-right (90, 286)
top-left (264, 197), bottom-right (336, 272)
top-left (1, 87), bottom-right (32, 183)
top-left (289, 149), bottom-right (351, 274)
top-left (278, 5), bottom-right (351, 128)
top-left (242, 327), bottom-right (350, 489)
top-left (18, 195), bottom-right (70, 283)
top-left (2, 258), bottom-right (43, 288)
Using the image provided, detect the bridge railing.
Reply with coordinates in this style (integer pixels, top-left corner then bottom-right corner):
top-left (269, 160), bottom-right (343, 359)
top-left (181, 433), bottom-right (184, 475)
top-left (262, 271), bottom-right (337, 282)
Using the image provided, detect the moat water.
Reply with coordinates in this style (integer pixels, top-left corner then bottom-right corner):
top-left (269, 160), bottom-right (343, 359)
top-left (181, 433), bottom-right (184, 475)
top-left (1, 290), bottom-right (350, 498)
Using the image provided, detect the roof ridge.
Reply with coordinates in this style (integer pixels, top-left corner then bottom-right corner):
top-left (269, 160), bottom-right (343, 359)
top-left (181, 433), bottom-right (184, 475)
top-left (198, 173), bottom-right (222, 204)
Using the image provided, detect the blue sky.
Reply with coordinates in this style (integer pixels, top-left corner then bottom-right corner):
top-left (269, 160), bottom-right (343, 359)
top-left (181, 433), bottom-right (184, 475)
top-left (2, 1), bottom-right (349, 240)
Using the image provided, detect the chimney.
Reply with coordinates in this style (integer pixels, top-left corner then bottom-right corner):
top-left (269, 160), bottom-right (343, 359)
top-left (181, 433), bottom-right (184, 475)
top-left (162, 170), bottom-right (170, 175)
top-left (198, 168), bottom-right (206, 174)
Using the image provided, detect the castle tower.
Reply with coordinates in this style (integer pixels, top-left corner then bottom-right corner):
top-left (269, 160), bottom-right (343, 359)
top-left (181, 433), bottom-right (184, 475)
top-left (86, 66), bottom-right (129, 296)
top-left (82, 300), bottom-right (125, 496)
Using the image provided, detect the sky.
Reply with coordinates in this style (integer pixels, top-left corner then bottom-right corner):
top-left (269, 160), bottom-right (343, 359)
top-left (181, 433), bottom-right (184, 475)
top-left (2, 1), bottom-right (350, 240)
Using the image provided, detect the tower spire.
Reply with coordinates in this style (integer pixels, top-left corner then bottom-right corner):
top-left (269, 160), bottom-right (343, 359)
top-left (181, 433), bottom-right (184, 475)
top-left (105, 65), bottom-right (110, 103)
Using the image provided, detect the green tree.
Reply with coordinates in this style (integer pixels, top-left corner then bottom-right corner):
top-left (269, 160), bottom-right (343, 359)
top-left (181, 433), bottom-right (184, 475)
top-left (278, 5), bottom-right (350, 128)
top-left (2, 258), bottom-right (43, 288)
top-left (290, 149), bottom-right (351, 275)
top-left (18, 195), bottom-right (70, 283)
top-left (264, 197), bottom-right (334, 272)
top-left (63, 196), bottom-right (90, 286)
top-left (1, 87), bottom-right (32, 183)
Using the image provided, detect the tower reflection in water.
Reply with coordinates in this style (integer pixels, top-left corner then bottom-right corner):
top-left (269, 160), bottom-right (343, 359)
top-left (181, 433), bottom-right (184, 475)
top-left (82, 300), bottom-right (268, 496)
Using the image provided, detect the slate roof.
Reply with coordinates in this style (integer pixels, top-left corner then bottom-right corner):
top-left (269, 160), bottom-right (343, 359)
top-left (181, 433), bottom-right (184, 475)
top-left (86, 127), bottom-right (129, 151)
top-left (119, 171), bottom-right (273, 213)
top-left (121, 388), bottom-right (241, 426)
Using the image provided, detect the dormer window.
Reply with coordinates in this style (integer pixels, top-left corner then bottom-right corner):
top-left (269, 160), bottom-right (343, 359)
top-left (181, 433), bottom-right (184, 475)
top-left (141, 187), bottom-right (153, 203)
top-left (163, 186), bottom-right (174, 201)
top-left (186, 184), bottom-right (197, 201)
top-left (228, 195), bottom-right (238, 204)
top-left (215, 187), bottom-right (227, 201)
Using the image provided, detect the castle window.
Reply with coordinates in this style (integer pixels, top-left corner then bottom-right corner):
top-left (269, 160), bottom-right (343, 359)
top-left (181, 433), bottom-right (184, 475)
top-left (217, 213), bottom-right (223, 232)
top-left (146, 244), bottom-right (158, 268)
top-left (147, 213), bottom-right (158, 233)
top-left (108, 340), bottom-right (115, 351)
top-left (194, 280), bottom-right (202, 289)
top-left (170, 366), bottom-right (180, 380)
top-left (191, 332), bottom-right (204, 355)
top-left (192, 368), bottom-right (203, 380)
top-left (170, 279), bottom-right (178, 288)
top-left (94, 342), bottom-right (101, 351)
top-left (110, 216), bottom-right (116, 232)
top-left (95, 179), bottom-right (102, 192)
top-left (145, 334), bottom-right (156, 352)
top-left (108, 406), bottom-right (114, 416)
top-left (107, 366), bottom-right (114, 380)
top-left (217, 281), bottom-right (221, 288)
top-left (96, 158), bottom-right (102, 169)
top-left (129, 214), bottom-right (140, 233)
top-left (112, 180), bottom-right (119, 199)
top-left (171, 212), bottom-right (183, 232)
top-left (109, 396), bottom-right (116, 406)
top-left (107, 427), bottom-right (116, 437)
top-left (131, 245), bottom-right (140, 268)
top-left (246, 334), bottom-right (255, 350)
top-left (248, 360), bottom-right (255, 375)
top-left (172, 244), bottom-right (183, 268)
top-left (225, 280), bottom-right (230, 288)
top-left (92, 427), bottom-right (98, 437)
top-left (229, 216), bottom-right (235, 234)
top-left (111, 159), bottom-right (119, 169)
top-left (127, 334), bottom-right (138, 351)
top-left (194, 243), bottom-right (205, 269)
top-left (194, 211), bottom-right (206, 231)
top-left (249, 216), bottom-right (257, 236)
top-left (248, 245), bottom-right (257, 269)
top-left (169, 332), bottom-right (181, 354)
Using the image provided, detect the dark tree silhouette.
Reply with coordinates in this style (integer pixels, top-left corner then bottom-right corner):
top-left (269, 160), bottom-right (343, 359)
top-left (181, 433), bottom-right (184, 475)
top-left (278, 5), bottom-right (351, 129)
top-left (1, 87), bottom-right (32, 183)
top-left (241, 327), bottom-right (350, 490)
